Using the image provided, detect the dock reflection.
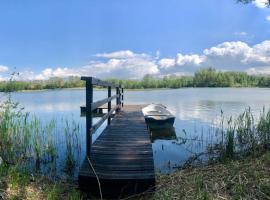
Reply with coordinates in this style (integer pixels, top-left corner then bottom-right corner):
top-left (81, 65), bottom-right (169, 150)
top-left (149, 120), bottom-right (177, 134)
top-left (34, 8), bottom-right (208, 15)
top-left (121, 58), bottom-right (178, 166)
top-left (149, 125), bottom-right (176, 142)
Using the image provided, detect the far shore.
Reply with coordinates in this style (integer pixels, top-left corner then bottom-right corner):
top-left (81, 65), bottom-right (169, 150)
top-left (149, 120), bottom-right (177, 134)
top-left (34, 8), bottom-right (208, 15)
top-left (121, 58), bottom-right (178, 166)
top-left (5, 86), bottom-right (270, 93)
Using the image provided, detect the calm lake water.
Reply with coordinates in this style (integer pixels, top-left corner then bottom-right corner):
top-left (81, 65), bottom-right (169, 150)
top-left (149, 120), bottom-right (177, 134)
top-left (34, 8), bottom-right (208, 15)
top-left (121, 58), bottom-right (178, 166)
top-left (7, 88), bottom-right (270, 174)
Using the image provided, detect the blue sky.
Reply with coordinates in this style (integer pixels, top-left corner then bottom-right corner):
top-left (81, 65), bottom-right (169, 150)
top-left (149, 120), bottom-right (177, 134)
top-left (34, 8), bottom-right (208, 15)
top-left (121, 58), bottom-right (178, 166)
top-left (0, 0), bottom-right (269, 80)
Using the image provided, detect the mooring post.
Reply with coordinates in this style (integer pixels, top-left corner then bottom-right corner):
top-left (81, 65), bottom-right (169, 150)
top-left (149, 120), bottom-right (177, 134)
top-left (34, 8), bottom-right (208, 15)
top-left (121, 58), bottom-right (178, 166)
top-left (108, 86), bottom-right (111, 125)
top-left (85, 78), bottom-right (93, 158)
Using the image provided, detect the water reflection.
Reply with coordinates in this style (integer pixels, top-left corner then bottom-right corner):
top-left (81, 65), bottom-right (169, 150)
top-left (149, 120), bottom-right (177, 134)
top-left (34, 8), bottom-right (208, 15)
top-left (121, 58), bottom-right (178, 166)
top-left (150, 126), bottom-right (177, 142)
top-left (4, 88), bottom-right (270, 174)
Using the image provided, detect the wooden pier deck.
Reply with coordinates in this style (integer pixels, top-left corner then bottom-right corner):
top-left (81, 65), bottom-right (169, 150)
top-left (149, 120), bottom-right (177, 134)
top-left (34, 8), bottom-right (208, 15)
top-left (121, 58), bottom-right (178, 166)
top-left (78, 77), bottom-right (155, 197)
top-left (78, 105), bottom-right (155, 197)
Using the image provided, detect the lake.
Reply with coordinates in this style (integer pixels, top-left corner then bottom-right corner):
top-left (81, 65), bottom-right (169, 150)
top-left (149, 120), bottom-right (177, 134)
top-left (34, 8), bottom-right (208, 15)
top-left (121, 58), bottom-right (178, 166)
top-left (6, 88), bottom-right (270, 174)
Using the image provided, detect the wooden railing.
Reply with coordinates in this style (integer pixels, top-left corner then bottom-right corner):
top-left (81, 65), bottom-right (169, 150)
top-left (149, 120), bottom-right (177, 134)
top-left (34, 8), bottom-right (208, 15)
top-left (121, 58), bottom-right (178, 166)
top-left (81, 77), bottom-right (124, 157)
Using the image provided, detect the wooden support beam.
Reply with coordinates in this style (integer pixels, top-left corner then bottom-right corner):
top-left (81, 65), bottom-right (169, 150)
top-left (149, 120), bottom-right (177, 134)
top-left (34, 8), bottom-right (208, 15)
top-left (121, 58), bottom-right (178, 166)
top-left (81, 77), bottom-right (120, 88)
top-left (121, 88), bottom-right (124, 107)
top-left (90, 106), bottom-right (117, 135)
top-left (108, 86), bottom-right (111, 125)
top-left (81, 76), bottom-right (124, 158)
top-left (91, 95), bottom-right (118, 111)
top-left (85, 79), bottom-right (93, 157)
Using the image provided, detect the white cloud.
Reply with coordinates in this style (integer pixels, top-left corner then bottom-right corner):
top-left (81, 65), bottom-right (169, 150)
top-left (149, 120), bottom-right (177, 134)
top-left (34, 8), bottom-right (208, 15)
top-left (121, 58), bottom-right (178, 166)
top-left (159, 58), bottom-right (175, 69)
top-left (0, 65), bottom-right (9, 81)
top-left (203, 41), bottom-right (251, 57)
top-left (246, 66), bottom-right (270, 75)
top-left (159, 40), bottom-right (270, 75)
top-left (35, 68), bottom-right (81, 80)
top-left (158, 54), bottom-right (205, 75)
top-left (253, 0), bottom-right (268, 8)
top-left (176, 54), bottom-right (205, 66)
top-left (202, 40), bottom-right (270, 70)
top-left (12, 40), bottom-right (270, 80)
top-left (0, 65), bottom-right (9, 73)
top-left (266, 15), bottom-right (270, 21)
top-left (95, 50), bottom-right (148, 59)
top-left (80, 56), bottom-right (159, 79)
top-left (16, 51), bottom-right (159, 80)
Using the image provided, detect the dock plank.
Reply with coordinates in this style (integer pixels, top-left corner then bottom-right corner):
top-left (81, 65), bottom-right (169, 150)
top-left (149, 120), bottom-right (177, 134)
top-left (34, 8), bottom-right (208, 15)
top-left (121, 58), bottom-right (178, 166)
top-left (78, 105), bottom-right (155, 197)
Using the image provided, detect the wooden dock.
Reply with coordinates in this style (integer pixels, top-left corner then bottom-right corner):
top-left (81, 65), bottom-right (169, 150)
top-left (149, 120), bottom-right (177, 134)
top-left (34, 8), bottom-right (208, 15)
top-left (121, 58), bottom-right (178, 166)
top-left (78, 77), bottom-right (155, 198)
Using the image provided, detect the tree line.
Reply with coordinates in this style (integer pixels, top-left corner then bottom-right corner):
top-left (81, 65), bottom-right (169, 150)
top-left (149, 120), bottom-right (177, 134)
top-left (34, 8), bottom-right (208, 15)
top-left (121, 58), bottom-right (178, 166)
top-left (1, 68), bottom-right (270, 92)
top-left (0, 76), bottom-right (85, 92)
top-left (108, 68), bottom-right (270, 89)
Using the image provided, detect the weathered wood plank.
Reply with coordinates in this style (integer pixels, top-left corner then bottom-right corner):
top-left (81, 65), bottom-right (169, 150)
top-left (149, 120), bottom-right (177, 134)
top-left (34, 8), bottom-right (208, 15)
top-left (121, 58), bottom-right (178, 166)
top-left (78, 105), bottom-right (155, 197)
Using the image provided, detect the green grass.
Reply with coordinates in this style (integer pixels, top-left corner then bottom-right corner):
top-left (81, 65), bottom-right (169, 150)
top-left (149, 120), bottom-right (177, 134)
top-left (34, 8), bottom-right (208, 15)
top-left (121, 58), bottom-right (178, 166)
top-left (0, 164), bottom-right (82, 200)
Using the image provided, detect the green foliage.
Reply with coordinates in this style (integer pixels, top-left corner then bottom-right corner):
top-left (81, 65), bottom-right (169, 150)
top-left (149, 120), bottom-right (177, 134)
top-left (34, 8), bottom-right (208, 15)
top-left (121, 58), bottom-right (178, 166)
top-left (225, 117), bottom-right (236, 159)
top-left (193, 68), bottom-right (260, 87)
top-left (194, 175), bottom-right (210, 200)
top-left (2, 68), bottom-right (270, 91)
top-left (46, 184), bottom-right (63, 200)
top-left (216, 108), bottom-right (270, 161)
top-left (0, 76), bottom-right (85, 92)
top-left (0, 96), bottom-right (81, 176)
top-left (257, 108), bottom-right (270, 149)
top-left (64, 119), bottom-right (80, 174)
top-left (7, 166), bottom-right (31, 189)
top-left (68, 189), bottom-right (83, 200)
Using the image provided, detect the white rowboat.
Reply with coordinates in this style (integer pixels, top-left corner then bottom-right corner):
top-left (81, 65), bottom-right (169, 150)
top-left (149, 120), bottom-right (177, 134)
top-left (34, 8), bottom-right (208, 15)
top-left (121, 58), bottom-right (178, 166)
top-left (142, 104), bottom-right (175, 125)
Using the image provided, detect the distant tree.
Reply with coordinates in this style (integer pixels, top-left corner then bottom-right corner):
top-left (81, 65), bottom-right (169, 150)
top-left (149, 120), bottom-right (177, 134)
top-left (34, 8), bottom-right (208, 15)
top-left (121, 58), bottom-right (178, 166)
top-left (237, 0), bottom-right (270, 6)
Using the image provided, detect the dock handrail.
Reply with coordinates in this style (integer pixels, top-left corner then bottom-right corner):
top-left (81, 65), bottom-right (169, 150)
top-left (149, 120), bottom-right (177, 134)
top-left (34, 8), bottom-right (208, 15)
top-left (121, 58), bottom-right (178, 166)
top-left (81, 77), bottom-right (124, 157)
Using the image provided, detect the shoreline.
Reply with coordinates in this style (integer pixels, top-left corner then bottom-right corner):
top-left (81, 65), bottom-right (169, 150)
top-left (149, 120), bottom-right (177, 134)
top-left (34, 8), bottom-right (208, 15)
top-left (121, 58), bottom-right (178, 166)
top-left (2, 86), bottom-right (270, 93)
top-left (1, 151), bottom-right (269, 199)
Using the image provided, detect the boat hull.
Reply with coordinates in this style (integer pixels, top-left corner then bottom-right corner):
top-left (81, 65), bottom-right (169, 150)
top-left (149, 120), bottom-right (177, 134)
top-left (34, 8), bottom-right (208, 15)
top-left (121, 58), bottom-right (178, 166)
top-left (145, 116), bottom-right (175, 126)
top-left (142, 103), bottom-right (175, 128)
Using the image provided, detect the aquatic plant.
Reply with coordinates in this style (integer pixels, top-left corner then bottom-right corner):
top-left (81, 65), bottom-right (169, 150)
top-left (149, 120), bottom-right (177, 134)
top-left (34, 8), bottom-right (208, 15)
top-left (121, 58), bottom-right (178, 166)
top-left (207, 107), bottom-right (270, 161)
top-left (257, 107), bottom-right (270, 150)
top-left (224, 117), bottom-right (235, 159)
top-left (64, 120), bottom-right (76, 174)
top-left (0, 95), bottom-right (82, 177)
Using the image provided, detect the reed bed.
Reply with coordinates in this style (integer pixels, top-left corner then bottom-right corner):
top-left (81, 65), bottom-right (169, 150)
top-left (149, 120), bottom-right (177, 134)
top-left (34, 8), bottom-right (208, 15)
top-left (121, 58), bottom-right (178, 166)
top-left (0, 96), bottom-right (83, 199)
top-left (0, 96), bottom-right (82, 176)
top-left (208, 107), bottom-right (270, 161)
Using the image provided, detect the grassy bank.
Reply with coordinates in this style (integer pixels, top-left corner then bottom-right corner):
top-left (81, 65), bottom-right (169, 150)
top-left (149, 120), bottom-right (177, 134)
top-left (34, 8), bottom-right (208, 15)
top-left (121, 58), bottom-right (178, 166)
top-left (139, 151), bottom-right (270, 200)
top-left (1, 151), bottom-right (269, 200)
top-left (0, 164), bottom-right (82, 200)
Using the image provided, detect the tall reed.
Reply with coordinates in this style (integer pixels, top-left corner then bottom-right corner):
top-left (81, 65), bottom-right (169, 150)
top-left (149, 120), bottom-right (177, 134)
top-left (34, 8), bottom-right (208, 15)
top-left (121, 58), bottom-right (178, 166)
top-left (212, 107), bottom-right (270, 161)
top-left (0, 96), bottom-right (82, 177)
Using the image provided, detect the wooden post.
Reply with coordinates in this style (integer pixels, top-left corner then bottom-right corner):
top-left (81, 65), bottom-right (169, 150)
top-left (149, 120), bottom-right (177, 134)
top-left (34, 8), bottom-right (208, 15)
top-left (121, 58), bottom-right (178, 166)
top-left (108, 86), bottom-right (111, 125)
top-left (86, 78), bottom-right (93, 158)
top-left (121, 87), bottom-right (124, 107)
top-left (119, 85), bottom-right (122, 110)
top-left (116, 87), bottom-right (119, 111)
